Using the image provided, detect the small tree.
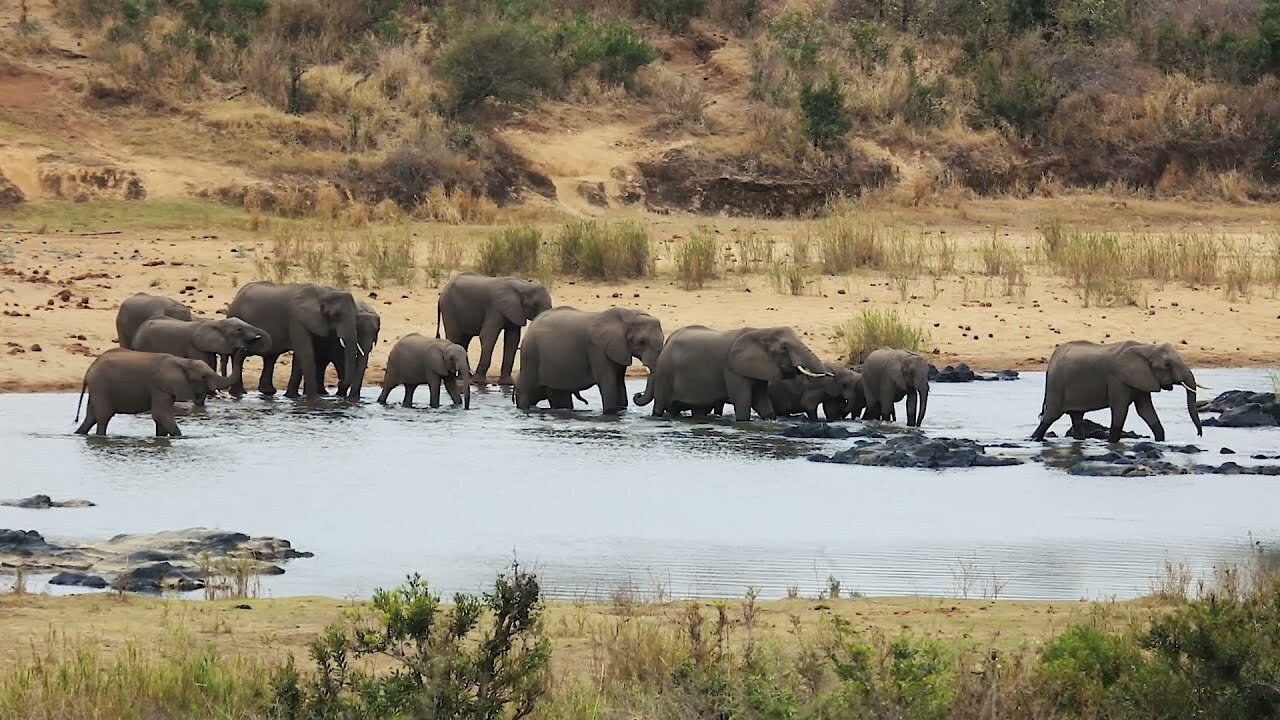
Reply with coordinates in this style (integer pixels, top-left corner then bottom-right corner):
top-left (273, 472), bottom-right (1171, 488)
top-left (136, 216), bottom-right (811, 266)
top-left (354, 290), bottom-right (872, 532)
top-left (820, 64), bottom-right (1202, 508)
top-left (798, 76), bottom-right (853, 150)
top-left (438, 22), bottom-right (562, 114)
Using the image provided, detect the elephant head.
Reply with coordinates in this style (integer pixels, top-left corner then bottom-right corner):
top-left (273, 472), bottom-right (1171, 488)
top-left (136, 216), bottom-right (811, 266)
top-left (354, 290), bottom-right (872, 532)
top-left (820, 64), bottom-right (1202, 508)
top-left (1118, 342), bottom-right (1203, 436)
top-left (343, 303), bottom-right (382, 400)
top-left (819, 365), bottom-right (864, 420)
top-left (728, 327), bottom-right (830, 383)
top-left (499, 279), bottom-right (553, 327)
top-left (590, 307), bottom-right (665, 371)
top-left (302, 286), bottom-right (361, 377)
top-left (437, 342), bottom-right (473, 409)
top-left (192, 318), bottom-right (271, 357)
top-left (168, 357), bottom-right (233, 403)
top-left (886, 351), bottom-right (931, 427)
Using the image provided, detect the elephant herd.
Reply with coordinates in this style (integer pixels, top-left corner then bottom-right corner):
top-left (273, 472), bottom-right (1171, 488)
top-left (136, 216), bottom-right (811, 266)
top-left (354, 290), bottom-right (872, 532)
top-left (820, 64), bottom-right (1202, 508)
top-left (74, 271), bottom-right (1206, 445)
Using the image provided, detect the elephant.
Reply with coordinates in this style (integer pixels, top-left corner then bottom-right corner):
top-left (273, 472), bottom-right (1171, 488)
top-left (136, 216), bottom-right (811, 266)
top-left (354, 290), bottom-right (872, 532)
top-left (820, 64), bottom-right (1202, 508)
top-left (436, 272), bottom-right (553, 386)
top-left (305, 301), bottom-right (381, 400)
top-left (74, 349), bottom-right (232, 436)
top-left (1031, 340), bottom-right (1205, 444)
top-left (377, 334), bottom-right (472, 409)
top-left (226, 281), bottom-right (362, 399)
top-left (859, 348), bottom-right (930, 427)
top-left (768, 363), bottom-right (866, 422)
top-left (115, 293), bottom-right (193, 349)
top-left (515, 306), bottom-right (664, 414)
top-left (634, 325), bottom-right (830, 422)
top-left (131, 316), bottom-right (270, 401)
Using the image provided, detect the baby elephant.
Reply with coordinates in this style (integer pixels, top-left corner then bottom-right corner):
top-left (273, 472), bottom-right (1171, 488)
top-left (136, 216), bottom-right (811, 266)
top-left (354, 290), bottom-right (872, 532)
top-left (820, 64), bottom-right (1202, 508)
top-left (377, 334), bottom-right (472, 409)
top-left (75, 349), bottom-right (233, 437)
top-left (768, 363), bottom-right (866, 422)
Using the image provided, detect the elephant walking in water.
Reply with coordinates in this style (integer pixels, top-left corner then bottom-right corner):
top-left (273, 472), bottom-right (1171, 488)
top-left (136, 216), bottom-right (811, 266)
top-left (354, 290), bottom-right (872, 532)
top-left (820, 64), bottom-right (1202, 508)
top-left (75, 349), bottom-right (232, 437)
top-left (304, 301), bottom-right (381, 401)
top-left (516, 306), bottom-right (664, 414)
top-left (378, 334), bottom-right (472, 409)
top-left (115, 293), bottom-right (192, 348)
top-left (634, 325), bottom-right (830, 421)
top-left (860, 348), bottom-right (930, 427)
top-left (768, 363), bottom-right (866, 422)
top-left (131, 316), bottom-right (270, 400)
top-left (227, 281), bottom-right (362, 399)
top-left (1031, 340), bottom-right (1204, 443)
top-left (436, 272), bottom-right (553, 386)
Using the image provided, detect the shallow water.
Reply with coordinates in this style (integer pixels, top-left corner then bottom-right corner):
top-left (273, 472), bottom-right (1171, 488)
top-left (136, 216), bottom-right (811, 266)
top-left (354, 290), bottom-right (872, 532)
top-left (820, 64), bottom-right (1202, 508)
top-left (3, 367), bottom-right (1279, 601)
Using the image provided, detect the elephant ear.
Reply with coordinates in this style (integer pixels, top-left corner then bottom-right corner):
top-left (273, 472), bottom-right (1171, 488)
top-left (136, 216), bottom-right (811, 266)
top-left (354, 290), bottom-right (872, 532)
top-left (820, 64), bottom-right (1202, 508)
top-left (192, 321), bottom-right (235, 356)
top-left (158, 360), bottom-right (201, 401)
top-left (728, 331), bottom-right (781, 382)
top-left (590, 312), bottom-right (632, 367)
top-left (449, 345), bottom-right (472, 376)
top-left (295, 288), bottom-right (326, 335)
top-left (496, 286), bottom-right (527, 327)
top-left (1118, 345), bottom-right (1161, 393)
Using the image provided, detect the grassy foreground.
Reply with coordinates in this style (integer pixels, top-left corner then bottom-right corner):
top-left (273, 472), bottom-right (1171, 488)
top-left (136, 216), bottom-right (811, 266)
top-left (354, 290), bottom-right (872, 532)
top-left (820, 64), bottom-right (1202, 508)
top-left (1, 560), bottom-right (1276, 719)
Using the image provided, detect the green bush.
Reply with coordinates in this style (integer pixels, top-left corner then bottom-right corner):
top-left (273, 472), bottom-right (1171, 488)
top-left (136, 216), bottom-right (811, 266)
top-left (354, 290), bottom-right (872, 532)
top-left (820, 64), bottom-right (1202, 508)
top-left (903, 50), bottom-right (947, 127)
top-left (270, 564), bottom-right (549, 720)
top-left (554, 14), bottom-right (658, 87)
top-left (635, 0), bottom-right (707, 31)
top-left (835, 309), bottom-right (929, 364)
top-left (845, 19), bottom-right (890, 71)
top-left (557, 220), bottom-right (651, 280)
top-left (1053, 0), bottom-right (1131, 43)
top-left (768, 9), bottom-right (827, 70)
top-left (437, 21), bottom-right (562, 113)
top-left (478, 225), bottom-right (543, 276)
top-left (798, 75), bottom-right (852, 149)
top-left (973, 51), bottom-right (1056, 138)
top-left (675, 231), bottom-right (719, 289)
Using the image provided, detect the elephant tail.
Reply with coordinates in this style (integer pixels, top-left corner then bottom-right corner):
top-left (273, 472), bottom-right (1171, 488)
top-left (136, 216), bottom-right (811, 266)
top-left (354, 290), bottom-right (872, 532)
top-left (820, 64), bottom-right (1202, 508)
top-left (74, 381), bottom-right (87, 422)
top-left (573, 391), bottom-right (587, 405)
top-left (435, 302), bottom-right (442, 339)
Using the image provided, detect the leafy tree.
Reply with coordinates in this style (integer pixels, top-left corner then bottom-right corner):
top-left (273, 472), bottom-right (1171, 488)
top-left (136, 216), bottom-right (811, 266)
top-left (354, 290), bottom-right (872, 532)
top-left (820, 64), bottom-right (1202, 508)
top-left (437, 21), bottom-right (562, 113)
top-left (635, 0), bottom-right (708, 32)
top-left (798, 75), bottom-right (853, 149)
top-left (554, 14), bottom-right (658, 87)
top-left (973, 51), bottom-right (1056, 138)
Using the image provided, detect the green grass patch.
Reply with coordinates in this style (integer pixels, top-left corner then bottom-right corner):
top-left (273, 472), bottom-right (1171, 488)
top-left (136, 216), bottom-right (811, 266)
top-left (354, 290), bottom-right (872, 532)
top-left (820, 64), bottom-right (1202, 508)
top-left (557, 220), bottom-right (651, 280)
top-left (674, 230), bottom-right (719, 289)
top-left (835, 308), bottom-right (930, 365)
top-left (477, 224), bottom-right (543, 277)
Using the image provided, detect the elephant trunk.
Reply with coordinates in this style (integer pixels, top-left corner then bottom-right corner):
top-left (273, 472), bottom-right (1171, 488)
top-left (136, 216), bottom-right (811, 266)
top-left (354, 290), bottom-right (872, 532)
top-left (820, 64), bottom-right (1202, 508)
top-left (633, 372), bottom-right (655, 406)
top-left (462, 370), bottom-right (472, 410)
top-left (1177, 365), bottom-right (1202, 436)
top-left (907, 383), bottom-right (928, 427)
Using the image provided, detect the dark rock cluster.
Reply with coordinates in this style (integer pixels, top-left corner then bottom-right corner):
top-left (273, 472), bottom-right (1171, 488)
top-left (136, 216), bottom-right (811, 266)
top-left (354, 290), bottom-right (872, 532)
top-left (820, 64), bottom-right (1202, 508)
top-left (808, 433), bottom-right (1024, 468)
top-left (927, 364), bottom-right (1020, 383)
top-left (1198, 390), bottom-right (1280, 428)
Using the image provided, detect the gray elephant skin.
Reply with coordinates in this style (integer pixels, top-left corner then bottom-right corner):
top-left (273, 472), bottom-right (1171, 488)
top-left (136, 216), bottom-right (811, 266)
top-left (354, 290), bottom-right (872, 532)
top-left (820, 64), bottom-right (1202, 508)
top-left (115, 293), bottom-right (193, 349)
top-left (859, 348), bottom-right (930, 427)
top-left (378, 334), bottom-right (472, 409)
top-left (132, 316), bottom-right (270, 401)
top-left (437, 272), bottom-right (553, 385)
top-left (516, 306), bottom-right (664, 414)
top-left (635, 325), bottom-right (829, 421)
top-left (1031, 340), bottom-right (1204, 443)
top-left (226, 281), bottom-right (362, 398)
top-left (769, 363), bottom-right (866, 422)
top-left (306, 301), bottom-right (381, 400)
top-left (75, 349), bottom-right (232, 437)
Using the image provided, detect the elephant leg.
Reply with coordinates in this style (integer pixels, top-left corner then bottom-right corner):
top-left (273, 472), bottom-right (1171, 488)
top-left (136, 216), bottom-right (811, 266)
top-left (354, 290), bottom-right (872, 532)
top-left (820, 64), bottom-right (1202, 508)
top-left (289, 332), bottom-right (320, 399)
top-left (75, 400), bottom-right (95, 435)
top-left (473, 315), bottom-right (504, 384)
top-left (95, 412), bottom-right (110, 436)
top-left (821, 399), bottom-right (844, 422)
top-left (751, 382), bottom-right (776, 420)
top-left (151, 393), bottom-right (181, 437)
top-left (230, 352), bottom-right (247, 398)
top-left (727, 376), bottom-right (754, 422)
top-left (428, 377), bottom-right (442, 408)
top-left (1107, 396), bottom-right (1132, 444)
top-left (403, 384), bottom-right (418, 408)
top-left (445, 377), bottom-right (463, 406)
top-left (498, 326), bottom-right (520, 386)
top-left (258, 354), bottom-right (279, 396)
top-left (1133, 393), bottom-right (1165, 441)
top-left (549, 390), bottom-right (574, 410)
top-left (376, 382), bottom-right (393, 405)
top-left (598, 366), bottom-right (626, 414)
top-left (1031, 406), bottom-right (1063, 441)
top-left (1066, 412), bottom-right (1087, 439)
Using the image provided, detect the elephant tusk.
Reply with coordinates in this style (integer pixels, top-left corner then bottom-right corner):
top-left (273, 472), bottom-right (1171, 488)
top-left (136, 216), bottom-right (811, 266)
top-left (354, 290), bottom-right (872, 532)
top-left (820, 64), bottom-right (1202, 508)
top-left (797, 365), bottom-right (825, 378)
top-left (1189, 382), bottom-right (1209, 390)
top-left (338, 338), bottom-right (346, 349)
top-left (357, 345), bottom-right (366, 357)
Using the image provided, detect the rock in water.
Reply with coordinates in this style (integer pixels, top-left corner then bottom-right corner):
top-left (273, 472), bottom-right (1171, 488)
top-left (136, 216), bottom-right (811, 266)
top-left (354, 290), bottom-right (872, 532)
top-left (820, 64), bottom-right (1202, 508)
top-left (2, 495), bottom-right (96, 509)
top-left (49, 571), bottom-right (108, 589)
top-left (1044, 418), bottom-right (1142, 440)
top-left (809, 434), bottom-right (1024, 468)
top-left (782, 423), bottom-right (853, 439)
top-left (1202, 403), bottom-right (1280, 428)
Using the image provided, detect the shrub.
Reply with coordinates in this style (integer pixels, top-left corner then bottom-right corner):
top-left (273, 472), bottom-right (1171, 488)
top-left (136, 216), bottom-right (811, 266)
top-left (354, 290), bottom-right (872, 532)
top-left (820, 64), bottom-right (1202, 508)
top-left (835, 309), bottom-right (929, 364)
top-left (478, 225), bottom-right (542, 276)
top-left (635, 0), bottom-right (708, 32)
top-left (845, 19), bottom-right (890, 71)
top-left (270, 563), bottom-right (550, 720)
top-left (973, 51), bottom-right (1056, 137)
top-left (555, 14), bottom-right (658, 88)
top-left (903, 51), bottom-right (948, 128)
top-left (675, 231), bottom-right (719, 289)
top-left (437, 21), bottom-right (562, 113)
top-left (820, 212), bottom-right (884, 273)
top-left (557, 220), bottom-right (652, 280)
top-left (768, 9), bottom-right (827, 70)
top-left (798, 75), bottom-right (853, 149)
top-left (769, 259), bottom-right (809, 294)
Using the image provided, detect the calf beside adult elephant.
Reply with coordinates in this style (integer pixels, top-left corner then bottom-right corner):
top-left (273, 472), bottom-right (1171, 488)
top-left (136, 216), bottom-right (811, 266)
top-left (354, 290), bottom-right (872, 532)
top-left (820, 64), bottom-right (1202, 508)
top-left (227, 281), bottom-right (362, 399)
top-left (860, 348), bottom-right (931, 427)
top-left (75, 349), bottom-right (232, 437)
top-left (378, 334), bottom-right (472, 409)
top-left (115, 293), bottom-right (192, 349)
top-left (305, 301), bottom-right (381, 400)
top-left (437, 272), bottom-right (553, 386)
top-left (1031, 340), bottom-right (1204, 443)
top-left (516, 306), bottom-right (664, 414)
top-left (635, 325), bottom-right (830, 421)
top-left (131, 316), bottom-right (270, 400)
top-left (769, 363), bottom-right (865, 422)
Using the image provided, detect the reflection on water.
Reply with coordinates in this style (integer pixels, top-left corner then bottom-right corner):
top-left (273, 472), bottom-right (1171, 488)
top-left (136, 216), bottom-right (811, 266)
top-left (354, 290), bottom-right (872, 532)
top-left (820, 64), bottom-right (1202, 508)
top-left (2, 367), bottom-right (1280, 601)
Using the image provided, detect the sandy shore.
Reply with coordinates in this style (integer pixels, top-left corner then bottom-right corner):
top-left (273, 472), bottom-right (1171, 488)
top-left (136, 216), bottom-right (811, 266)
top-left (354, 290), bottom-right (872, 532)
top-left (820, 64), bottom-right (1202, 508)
top-left (2, 198), bottom-right (1279, 393)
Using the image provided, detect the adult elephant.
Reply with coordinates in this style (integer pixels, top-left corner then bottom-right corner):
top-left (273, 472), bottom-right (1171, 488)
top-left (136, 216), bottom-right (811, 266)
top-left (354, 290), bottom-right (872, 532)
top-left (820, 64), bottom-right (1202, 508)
top-left (515, 306), bottom-right (664, 414)
top-left (634, 325), bottom-right (830, 421)
top-left (436, 272), bottom-right (553, 386)
top-left (305, 301), bottom-right (381, 400)
top-left (75, 349), bottom-right (232, 437)
top-left (860, 348), bottom-right (930, 427)
top-left (1031, 340), bottom-right (1204, 444)
top-left (226, 281), bottom-right (361, 398)
top-left (377, 334), bottom-right (472, 409)
top-left (115, 293), bottom-right (193, 349)
top-left (769, 363), bottom-right (866, 422)
top-left (131, 316), bottom-right (270, 400)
